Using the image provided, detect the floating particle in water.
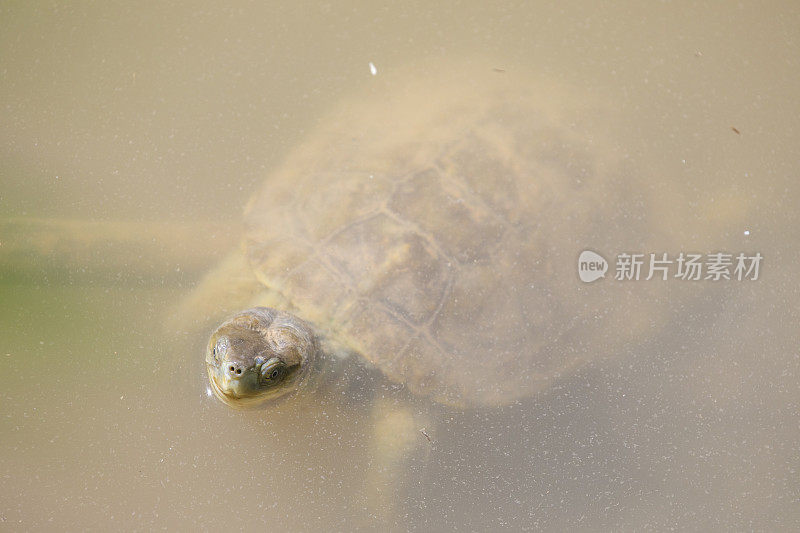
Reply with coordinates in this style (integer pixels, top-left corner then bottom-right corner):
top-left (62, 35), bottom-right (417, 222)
top-left (369, 62), bottom-right (377, 76)
top-left (420, 428), bottom-right (433, 444)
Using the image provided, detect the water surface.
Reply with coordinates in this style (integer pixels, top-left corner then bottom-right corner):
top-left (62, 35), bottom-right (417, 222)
top-left (1, 2), bottom-right (799, 530)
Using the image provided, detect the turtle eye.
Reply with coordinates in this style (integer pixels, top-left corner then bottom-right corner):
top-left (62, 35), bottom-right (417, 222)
top-left (213, 336), bottom-right (229, 360)
top-left (260, 357), bottom-right (287, 382)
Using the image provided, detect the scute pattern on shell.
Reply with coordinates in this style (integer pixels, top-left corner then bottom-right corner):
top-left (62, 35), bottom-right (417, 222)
top-left (243, 61), bottom-right (668, 407)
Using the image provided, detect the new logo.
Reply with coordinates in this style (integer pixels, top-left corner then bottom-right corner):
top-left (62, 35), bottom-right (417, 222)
top-left (578, 250), bottom-right (608, 283)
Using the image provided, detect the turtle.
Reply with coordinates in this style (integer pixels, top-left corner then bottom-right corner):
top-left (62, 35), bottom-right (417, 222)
top-left (177, 59), bottom-right (752, 520)
top-left (191, 62), bottom-right (673, 413)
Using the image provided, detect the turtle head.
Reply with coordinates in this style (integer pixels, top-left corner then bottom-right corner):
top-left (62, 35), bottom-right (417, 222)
top-left (205, 307), bottom-right (317, 408)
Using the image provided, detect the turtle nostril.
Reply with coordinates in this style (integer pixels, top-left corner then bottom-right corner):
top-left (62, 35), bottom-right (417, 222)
top-left (236, 368), bottom-right (242, 375)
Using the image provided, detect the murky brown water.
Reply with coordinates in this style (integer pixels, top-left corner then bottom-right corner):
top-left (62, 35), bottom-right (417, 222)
top-left (2, 2), bottom-right (799, 531)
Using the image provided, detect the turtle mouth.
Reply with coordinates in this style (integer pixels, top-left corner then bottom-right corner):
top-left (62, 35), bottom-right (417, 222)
top-left (206, 364), bottom-right (298, 409)
top-left (206, 367), bottom-right (261, 408)
top-left (211, 375), bottom-right (240, 398)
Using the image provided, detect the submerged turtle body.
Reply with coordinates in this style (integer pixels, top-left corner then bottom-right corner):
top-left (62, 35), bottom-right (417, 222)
top-left (206, 62), bottom-right (667, 409)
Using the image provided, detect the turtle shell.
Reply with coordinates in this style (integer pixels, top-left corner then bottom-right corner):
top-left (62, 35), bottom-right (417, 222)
top-left (243, 62), bottom-right (666, 407)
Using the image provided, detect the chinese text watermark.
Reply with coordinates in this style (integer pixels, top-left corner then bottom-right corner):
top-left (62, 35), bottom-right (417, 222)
top-left (578, 251), bottom-right (762, 283)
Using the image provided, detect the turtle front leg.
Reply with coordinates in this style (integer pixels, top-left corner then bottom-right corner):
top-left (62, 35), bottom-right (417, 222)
top-left (165, 251), bottom-right (276, 334)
